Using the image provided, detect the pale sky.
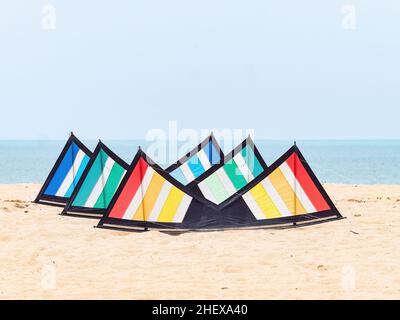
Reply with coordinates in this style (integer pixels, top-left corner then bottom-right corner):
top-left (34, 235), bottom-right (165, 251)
top-left (0, 1), bottom-right (399, 140)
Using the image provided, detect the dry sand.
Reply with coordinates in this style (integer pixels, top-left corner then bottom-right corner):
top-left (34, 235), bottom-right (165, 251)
top-left (0, 183), bottom-right (399, 299)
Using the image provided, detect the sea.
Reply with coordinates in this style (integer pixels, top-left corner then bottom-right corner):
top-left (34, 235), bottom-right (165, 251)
top-left (0, 140), bottom-right (399, 185)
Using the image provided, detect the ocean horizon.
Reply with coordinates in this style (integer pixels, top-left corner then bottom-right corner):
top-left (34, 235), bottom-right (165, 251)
top-left (0, 139), bottom-right (399, 185)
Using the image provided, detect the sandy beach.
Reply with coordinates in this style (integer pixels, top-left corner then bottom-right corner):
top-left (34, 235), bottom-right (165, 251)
top-left (0, 183), bottom-right (399, 299)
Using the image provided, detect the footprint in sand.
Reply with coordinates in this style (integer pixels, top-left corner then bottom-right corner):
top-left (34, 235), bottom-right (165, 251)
top-left (223, 266), bottom-right (242, 273)
top-left (14, 203), bottom-right (29, 209)
top-left (3, 200), bottom-right (29, 209)
top-left (317, 264), bottom-right (328, 271)
top-left (348, 199), bottom-right (365, 203)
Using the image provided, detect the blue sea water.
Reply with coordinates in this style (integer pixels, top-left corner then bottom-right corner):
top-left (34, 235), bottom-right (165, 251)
top-left (0, 140), bottom-right (399, 184)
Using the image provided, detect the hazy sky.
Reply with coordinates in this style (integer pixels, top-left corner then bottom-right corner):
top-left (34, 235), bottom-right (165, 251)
top-left (0, 1), bottom-right (399, 140)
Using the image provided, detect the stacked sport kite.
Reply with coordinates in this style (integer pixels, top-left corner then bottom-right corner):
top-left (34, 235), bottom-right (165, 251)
top-left (35, 132), bottom-right (342, 231)
top-left (35, 134), bottom-right (92, 205)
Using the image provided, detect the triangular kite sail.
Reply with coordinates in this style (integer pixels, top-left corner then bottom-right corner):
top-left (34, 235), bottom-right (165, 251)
top-left (62, 141), bottom-right (129, 217)
top-left (35, 133), bottom-right (92, 206)
top-left (98, 150), bottom-right (193, 228)
top-left (191, 136), bottom-right (268, 204)
top-left (241, 146), bottom-right (336, 222)
top-left (166, 133), bottom-right (224, 186)
top-left (98, 144), bottom-right (341, 231)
